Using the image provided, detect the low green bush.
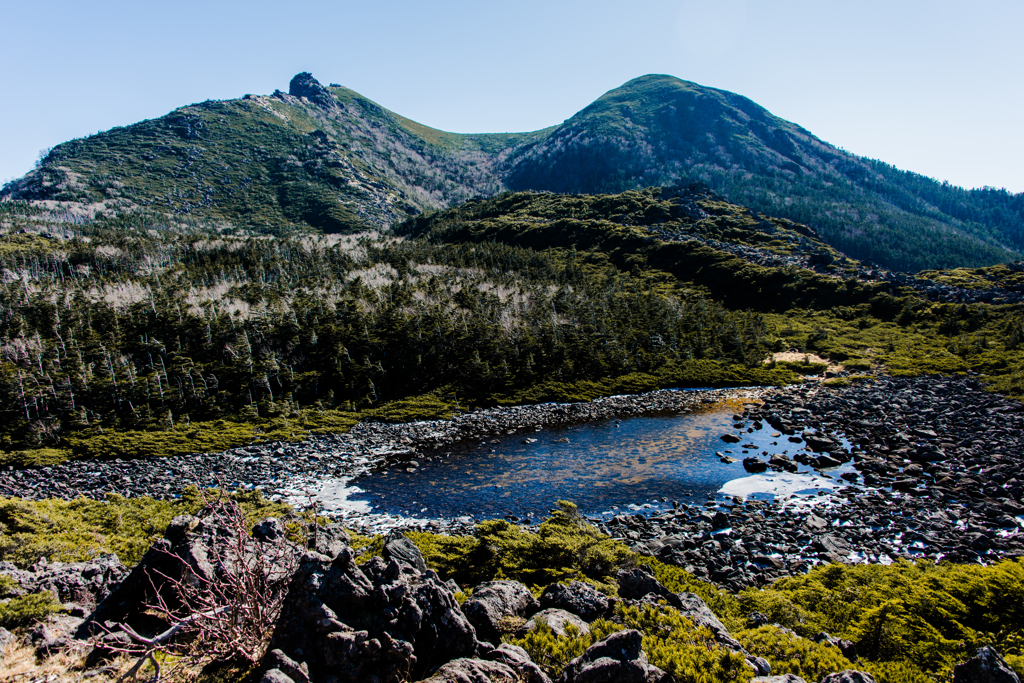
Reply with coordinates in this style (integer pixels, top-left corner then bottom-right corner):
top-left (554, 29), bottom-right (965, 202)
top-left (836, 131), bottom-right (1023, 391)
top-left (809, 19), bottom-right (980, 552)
top-left (736, 625), bottom-right (853, 681)
top-left (0, 488), bottom-right (292, 568)
top-left (0, 592), bottom-right (61, 630)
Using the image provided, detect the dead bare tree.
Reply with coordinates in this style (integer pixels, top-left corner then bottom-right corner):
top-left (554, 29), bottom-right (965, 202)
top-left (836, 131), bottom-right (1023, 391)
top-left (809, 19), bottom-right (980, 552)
top-left (109, 489), bottom-right (298, 682)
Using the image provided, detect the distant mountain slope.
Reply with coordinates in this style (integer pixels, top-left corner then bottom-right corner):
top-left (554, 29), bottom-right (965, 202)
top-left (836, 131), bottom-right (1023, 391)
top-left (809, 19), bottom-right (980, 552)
top-left (502, 75), bottom-right (1024, 271)
top-left (3, 73), bottom-right (1022, 271)
top-left (1, 73), bottom-right (551, 233)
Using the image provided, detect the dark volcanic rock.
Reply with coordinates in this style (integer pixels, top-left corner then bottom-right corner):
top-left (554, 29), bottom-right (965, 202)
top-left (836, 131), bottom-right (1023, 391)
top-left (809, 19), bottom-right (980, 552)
top-left (0, 554), bottom-right (127, 611)
top-left (383, 532), bottom-right (428, 573)
top-left (953, 646), bottom-right (1021, 683)
top-left (262, 546), bottom-right (477, 683)
top-left (616, 567), bottom-right (681, 607)
top-left (559, 629), bottom-right (669, 683)
top-left (462, 580), bottom-right (540, 645)
top-left (539, 581), bottom-right (610, 621)
top-left (420, 658), bottom-right (519, 683)
top-left (79, 502), bottom-right (289, 639)
top-left (486, 643), bottom-right (553, 683)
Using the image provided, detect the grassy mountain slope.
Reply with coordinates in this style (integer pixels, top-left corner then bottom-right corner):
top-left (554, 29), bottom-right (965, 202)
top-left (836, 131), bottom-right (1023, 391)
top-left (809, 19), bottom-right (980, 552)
top-left (3, 73), bottom-right (1023, 272)
top-left (502, 74), bottom-right (1024, 271)
top-left (1, 73), bottom-right (550, 234)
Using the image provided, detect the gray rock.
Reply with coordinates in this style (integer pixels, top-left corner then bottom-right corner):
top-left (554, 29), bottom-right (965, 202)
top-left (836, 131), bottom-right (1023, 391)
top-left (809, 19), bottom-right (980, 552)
top-left (486, 643), bottom-right (552, 683)
top-left (616, 567), bottom-right (681, 608)
top-left (262, 547), bottom-right (477, 683)
top-left (462, 580), bottom-right (540, 644)
top-left (25, 614), bottom-right (85, 658)
top-left (677, 593), bottom-right (744, 652)
top-left (752, 676), bottom-right (807, 683)
top-left (521, 609), bottom-right (590, 638)
top-left (953, 646), bottom-right (1021, 683)
top-left (539, 581), bottom-right (609, 621)
top-left (0, 627), bottom-right (14, 649)
top-left (383, 532), bottom-right (427, 573)
top-left (420, 657), bottom-right (519, 683)
top-left (559, 629), bottom-right (670, 683)
top-left (819, 671), bottom-right (877, 683)
top-left (260, 670), bottom-right (297, 683)
top-left (1, 554), bottom-right (127, 610)
top-left (816, 632), bottom-right (858, 662)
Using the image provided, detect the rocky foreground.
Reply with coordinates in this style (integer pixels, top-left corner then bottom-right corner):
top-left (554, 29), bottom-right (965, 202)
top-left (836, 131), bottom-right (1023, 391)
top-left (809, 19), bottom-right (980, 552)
top-left (4, 504), bottom-right (1019, 683)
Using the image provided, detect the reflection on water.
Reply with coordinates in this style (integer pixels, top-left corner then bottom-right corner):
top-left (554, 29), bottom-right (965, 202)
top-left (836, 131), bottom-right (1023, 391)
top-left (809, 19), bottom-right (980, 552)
top-left (316, 398), bottom-right (852, 520)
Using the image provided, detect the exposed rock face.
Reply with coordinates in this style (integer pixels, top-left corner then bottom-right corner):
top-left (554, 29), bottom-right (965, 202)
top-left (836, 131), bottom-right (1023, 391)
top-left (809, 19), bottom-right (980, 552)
top-left (539, 581), bottom-right (610, 621)
top-left (461, 580), bottom-right (540, 644)
top-left (78, 503), bottom-right (293, 639)
top-left (260, 544), bottom-right (478, 683)
top-left (288, 72), bottom-right (340, 111)
top-left (558, 629), bottom-right (669, 683)
top-left (953, 646), bottom-right (1021, 683)
top-left (752, 676), bottom-right (808, 683)
top-left (616, 567), bottom-right (681, 607)
top-left (0, 554), bottom-right (127, 611)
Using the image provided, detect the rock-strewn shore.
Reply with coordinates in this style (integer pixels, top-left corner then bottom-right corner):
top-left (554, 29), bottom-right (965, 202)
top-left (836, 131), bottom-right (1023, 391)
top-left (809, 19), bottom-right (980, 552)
top-left (3, 376), bottom-right (1023, 595)
top-left (0, 386), bottom-right (769, 525)
top-left (602, 375), bottom-right (1024, 591)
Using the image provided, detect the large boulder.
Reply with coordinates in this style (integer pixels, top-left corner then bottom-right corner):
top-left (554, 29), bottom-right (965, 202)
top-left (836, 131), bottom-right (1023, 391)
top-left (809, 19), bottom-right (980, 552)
top-left (486, 643), bottom-right (552, 683)
top-left (677, 593), bottom-right (744, 652)
top-left (260, 543), bottom-right (478, 683)
top-left (520, 608), bottom-right (590, 638)
top-left (538, 581), bottom-right (609, 621)
top-left (953, 646), bottom-right (1021, 683)
top-left (418, 658), bottom-right (519, 683)
top-left (558, 629), bottom-right (669, 683)
top-left (615, 567), bottom-right (681, 608)
top-left (461, 580), bottom-right (539, 644)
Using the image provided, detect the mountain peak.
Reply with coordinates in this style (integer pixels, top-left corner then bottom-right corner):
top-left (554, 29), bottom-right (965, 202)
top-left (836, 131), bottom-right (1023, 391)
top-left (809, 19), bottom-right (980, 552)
top-left (288, 72), bottom-right (336, 109)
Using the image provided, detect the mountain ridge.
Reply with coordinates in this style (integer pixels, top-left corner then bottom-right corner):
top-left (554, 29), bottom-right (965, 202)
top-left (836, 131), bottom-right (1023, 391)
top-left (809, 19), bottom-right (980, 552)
top-left (3, 72), bottom-right (1022, 271)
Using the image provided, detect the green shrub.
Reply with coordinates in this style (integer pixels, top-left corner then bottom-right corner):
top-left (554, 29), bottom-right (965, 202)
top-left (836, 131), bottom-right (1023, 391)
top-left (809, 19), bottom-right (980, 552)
top-left (0, 448), bottom-right (72, 468)
top-left (506, 618), bottom-right (597, 678)
top-left (736, 625), bottom-right (853, 681)
top-left (0, 574), bottom-right (20, 597)
top-left (0, 592), bottom-right (61, 629)
top-left (0, 488), bottom-right (292, 568)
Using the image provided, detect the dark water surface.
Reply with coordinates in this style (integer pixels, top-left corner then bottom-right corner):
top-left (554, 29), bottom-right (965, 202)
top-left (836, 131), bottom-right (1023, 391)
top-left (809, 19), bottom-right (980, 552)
top-left (319, 397), bottom-right (849, 521)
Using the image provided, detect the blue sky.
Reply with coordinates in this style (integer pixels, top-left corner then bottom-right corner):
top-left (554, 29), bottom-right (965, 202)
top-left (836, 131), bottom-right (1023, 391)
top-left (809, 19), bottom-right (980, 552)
top-left (2, 0), bottom-right (1022, 192)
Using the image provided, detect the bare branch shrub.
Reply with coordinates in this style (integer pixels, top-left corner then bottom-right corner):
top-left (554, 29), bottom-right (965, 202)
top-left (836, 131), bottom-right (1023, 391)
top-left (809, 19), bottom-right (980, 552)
top-left (110, 489), bottom-right (298, 681)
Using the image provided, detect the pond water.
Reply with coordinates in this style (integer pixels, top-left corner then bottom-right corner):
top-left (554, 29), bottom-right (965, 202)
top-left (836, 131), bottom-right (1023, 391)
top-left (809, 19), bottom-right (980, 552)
top-left (314, 397), bottom-right (853, 522)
